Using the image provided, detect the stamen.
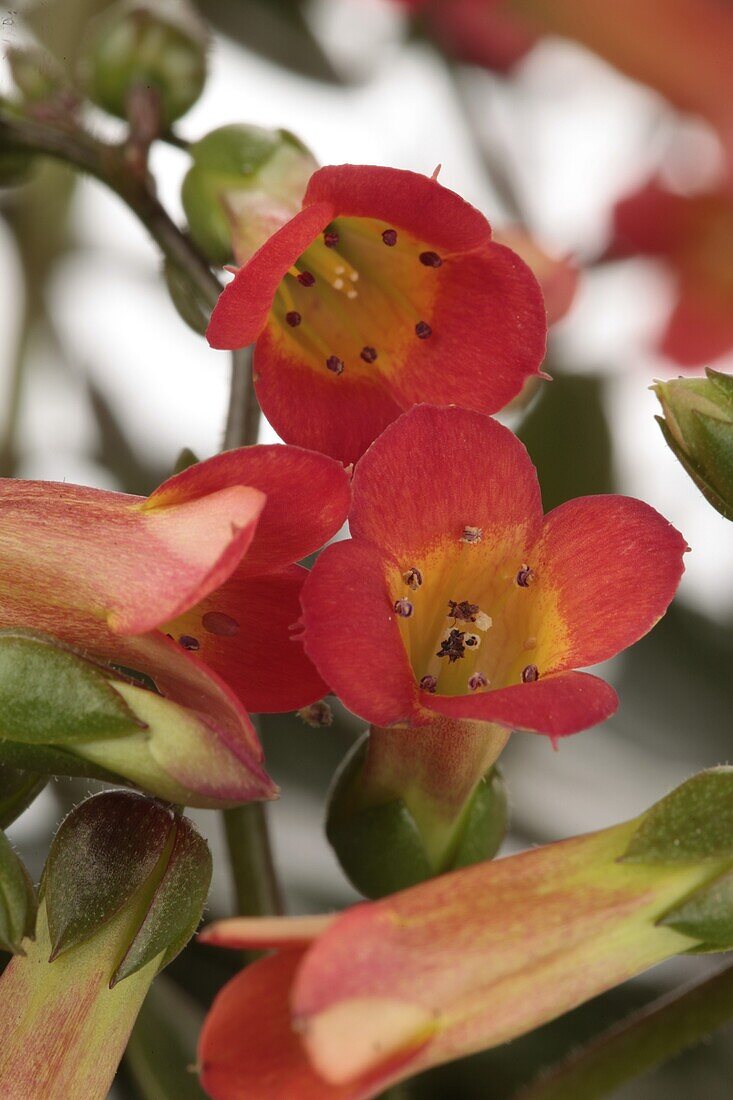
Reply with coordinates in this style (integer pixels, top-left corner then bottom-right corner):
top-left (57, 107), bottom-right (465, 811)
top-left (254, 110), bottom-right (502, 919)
top-left (419, 251), bottom-right (443, 268)
top-left (403, 567), bottom-right (423, 589)
top-left (326, 356), bottom-right (344, 375)
top-left (298, 700), bottom-right (334, 727)
top-left (475, 611), bottom-right (493, 632)
top-left (461, 526), bottom-right (483, 543)
top-left (516, 564), bottom-right (535, 588)
top-left (360, 346), bottom-right (378, 363)
top-left (469, 672), bottom-right (488, 691)
top-left (464, 633), bottom-right (481, 649)
top-left (448, 599), bottom-right (479, 623)
top-left (420, 675), bottom-right (438, 693)
top-left (202, 611), bottom-right (240, 636)
top-left (437, 628), bottom-right (466, 662)
top-left (285, 311), bottom-right (301, 327)
top-left (521, 664), bottom-right (539, 683)
top-left (382, 229), bottom-right (398, 246)
top-left (179, 635), bottom-right (200, 651)
top-left (394, 598), bottom-right (414, 617)
top-left (415, 320), bottom-right (432, 339)
top-left (297, 271), bottom-right (315, 287)
top-left (324, 231), bottom-right (339, 248)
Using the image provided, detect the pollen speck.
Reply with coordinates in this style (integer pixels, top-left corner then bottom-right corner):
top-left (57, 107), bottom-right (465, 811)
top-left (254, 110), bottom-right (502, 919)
top-left (475, 611), bottom-right (493, 632)
top-left (437, 629), bottom-right (466, 662)
top-left (521, 664), bottom-right (539, 683)
top-left (464, 633), bottom-right (480, 649)
top-left (461, 526), bottom-right (483, 544)
top-left (524, 637), bottom-right (537, 650)
top-left (333, 278), bottom-right (345, 290)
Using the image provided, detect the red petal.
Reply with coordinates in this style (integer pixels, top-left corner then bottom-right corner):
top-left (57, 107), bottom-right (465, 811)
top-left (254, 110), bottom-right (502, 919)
top-left (199, 951), bottom-right (355, 1100)
top-left (387, 243), bottom-right (546, 415)
top-left (532, 495), bottom-right (686, 671)
top-left (199, 914), bottom-right (335, 950)
top-left (301, 540), bottom-right (422, 727)
top-left (169, 564), bottom-right (328, 714)
top-left (254, 324), bottom-right (404, 467)
top-left (660, 285), bottom-right (733, 367)
top-left (150, 444), bottom-right (351, 577)
top-left (304, 165), bottom-right (492, 253)
top-left (609, 181), bottom-right (691, 258)
top-left (350, 405), bottom-right (543, 560)
top-left (207, 202), bottom-right (334, 350)
top-left (426, 670), bottom-right (618, 736)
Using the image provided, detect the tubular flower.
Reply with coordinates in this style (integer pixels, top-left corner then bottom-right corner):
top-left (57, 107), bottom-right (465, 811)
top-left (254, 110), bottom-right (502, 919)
top-left (198, 769), bottom-right (733, 1099)
top-left (207, 164), bottom-right (547, 465)
top-left (301, 404), bottom-right (686, 740)
top-left (0, 445), bottom-right (349, 804)
top-left (611, 178), bottom-right (733, 367)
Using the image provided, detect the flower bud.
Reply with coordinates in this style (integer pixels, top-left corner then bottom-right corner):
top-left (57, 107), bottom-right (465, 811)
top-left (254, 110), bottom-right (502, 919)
top-left (0, 790), bottom-right (211, 1099)
top-left (326, 729), bottom-right (507, 898)
top-left (0, 830), bottom-right (36, 955)
top-left (181, 123), bottom-right (318, 265)
top-left (0, 765), bottom-right (47, 829)
top-left (654, 368), bottom-right (733, 521)
top-left (80, 0), bottom-right (208, 127)
top-left (0, 630), bottom-right (267, 808)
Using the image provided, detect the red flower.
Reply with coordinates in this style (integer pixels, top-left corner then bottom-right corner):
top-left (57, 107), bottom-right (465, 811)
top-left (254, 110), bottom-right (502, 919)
top-left (207, 165), bottom-right (547, 465)
top-left (0, 444), bottom-right (349, 801)
top-left (301, 404), bottom-right (686, 739)
top-left (611, 178), bottom-right (733, 367)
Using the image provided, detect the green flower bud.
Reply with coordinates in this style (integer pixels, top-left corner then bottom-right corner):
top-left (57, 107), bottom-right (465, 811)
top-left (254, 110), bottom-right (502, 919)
top-left (0, 630), bottom-right (264, 808)
top-left (181, 123), bottom-right (318, 265)
top-left (654, 368), bottom-right (733, 521)
top-left (80, 0), bottom-right (208, 127)
top-left (6, 44), bottom-right (69, 104)
top-left (326, 731), bottom-right (508, 899)
top-left (0, 790), bottom-right (211, 1098)
top-left (0, 829), bottom-right (36, 955)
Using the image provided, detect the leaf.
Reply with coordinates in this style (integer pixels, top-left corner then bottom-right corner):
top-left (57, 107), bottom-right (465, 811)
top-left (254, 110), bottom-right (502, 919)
top-left (0, 829), bottom-right (37, 954)
top-left (622, 768), bottom-right (733, 864)
top-left (0, 765), bottom-right (47, 828)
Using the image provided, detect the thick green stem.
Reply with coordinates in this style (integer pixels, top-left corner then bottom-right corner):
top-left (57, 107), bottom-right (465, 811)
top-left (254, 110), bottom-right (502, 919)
top-left (515, 960), bottom-right (733, 1100)
top-left (222, 804), bottom-right (282, 918)
top-left (0, 111), bottom-right (221, 311)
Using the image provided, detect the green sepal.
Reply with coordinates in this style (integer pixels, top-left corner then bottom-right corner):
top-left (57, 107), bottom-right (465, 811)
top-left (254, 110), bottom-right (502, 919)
top-left (0, 630), bottom-right (144, 745)
top-left (43, 790), bottom-right (173, 960)
top-left (0, 740), bottom-right (123, 784)
top-left (0, 829), bottom-right (37, 954)
top-left (451, 767), bottom-right (508, 870)
top-left (621, 768), bottom-right (733, 864)
top-left (327, 798), bottom-right (434, 900)
top-left (163, 258), bottom-right (210, 336)
top-left (0, 765), bottom-right (47, 828)
top-left (658, 866), bottom-right (733, 952)
top-left (112, 813), bottom-right (212, 985)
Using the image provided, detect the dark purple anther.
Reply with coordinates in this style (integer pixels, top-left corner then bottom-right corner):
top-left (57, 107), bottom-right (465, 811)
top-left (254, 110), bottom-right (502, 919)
top-left (403, 567), bottom-right (423, 590)
top-left (415, 321), bottom-right (432, 339)
top-left (420, 675), bottom-right (438, 693)
top-left (326, 356), bottom-right (344, 375)
top-left (516, 564), bottom-right (535, 588)
top-left (521, 664), bottom-right (539, 683)
top-left (468, 672), bottom-right (488, 691)
top-left (202, 612), bottom-right (240, 637)
top-left (360, 346), bottom-right (378, 363)
top-left (285, 311), bottom-right (302, 327)
top-left (394, 598), bottom-right (414, 617)
top-left (324, 231), bottom-right (339, 248)
top-left (437, 629), bottom-right (466, 663)
top-left (297, 271), bottom-right (315, 287)
top-left (419, 251), bottom-right (443, 268)
top-left (382, 229), bottom-right (398, 246)
top-left (179, 635), bottom-right (200, 651)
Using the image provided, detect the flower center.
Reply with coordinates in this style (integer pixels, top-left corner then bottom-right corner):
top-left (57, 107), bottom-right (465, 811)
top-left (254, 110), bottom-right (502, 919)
top-left (391, 539), bottom-right (542, 697)
top-left (271, 217), bottom-right (446, 379)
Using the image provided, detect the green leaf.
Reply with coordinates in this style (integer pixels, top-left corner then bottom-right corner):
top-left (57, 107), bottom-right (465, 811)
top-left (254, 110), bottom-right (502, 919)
top-left (44, 790), bottom-right (173, 959)
top-left (112, 814), bottom-right (212, 985)
top-left (622, 768), bottom-right (733, 864)
top-left (0, 631), bottom-right (144, 744)
top-left (0, 764), bottom-right (47, 828)
top-left (0, 829), bottom-right (37, 954)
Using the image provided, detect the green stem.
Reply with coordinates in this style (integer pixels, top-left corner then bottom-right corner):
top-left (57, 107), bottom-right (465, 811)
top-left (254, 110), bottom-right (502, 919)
top-left (0, 111), bottom-right (221, 311)
top-left (515, 960), bottom-right (733, 1100)
top-left (222, 804), bottom-right (282, 918)
top-left (223, 346), bottom-right (259, 451)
